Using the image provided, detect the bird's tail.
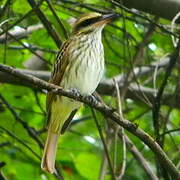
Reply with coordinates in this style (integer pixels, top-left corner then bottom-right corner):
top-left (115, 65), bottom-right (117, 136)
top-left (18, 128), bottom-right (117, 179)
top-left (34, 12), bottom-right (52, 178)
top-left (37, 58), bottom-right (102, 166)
top-left (41, 96), bottom-right (79, 173)
top-left (41, 129), bottom-right (59, 174)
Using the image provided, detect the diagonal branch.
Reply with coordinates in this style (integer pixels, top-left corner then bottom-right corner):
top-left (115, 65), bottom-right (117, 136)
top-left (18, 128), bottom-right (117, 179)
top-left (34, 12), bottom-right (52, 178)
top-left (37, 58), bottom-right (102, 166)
top-left (45, 0), bottom-right (68, 40)
top-left (27, 0), bottom-right (62, 47)
top-left (0, 93), bottom-right (64, 180)
top-left (0, 63), bottom-right (179, 179)
top-left (118, 133), bottom-right (158, 180)
top-left (153, 41), bottom-right (180, 142)
top-left (0, 24), bottom-right (43, 43)
top-left (0, 68), bottom-right (180, 108)
top-left (0, 0), bottom-right (44, 37)
top-left (0, 93), bottom-right (43, 148)
top-left (0, 126), bottom-right (40, 159)
top-left (1, 55), bottom-right (180, 108)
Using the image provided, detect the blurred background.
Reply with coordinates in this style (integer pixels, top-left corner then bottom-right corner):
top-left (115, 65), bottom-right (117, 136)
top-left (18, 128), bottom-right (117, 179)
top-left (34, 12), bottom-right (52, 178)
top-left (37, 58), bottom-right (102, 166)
top-left (0, 0), bottom-right (179, 179)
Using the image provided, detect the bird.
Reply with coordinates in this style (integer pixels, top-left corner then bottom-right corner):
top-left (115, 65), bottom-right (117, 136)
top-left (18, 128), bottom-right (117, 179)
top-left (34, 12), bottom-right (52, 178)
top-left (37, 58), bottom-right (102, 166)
top-left (41, 12), bottom-right (118, 173)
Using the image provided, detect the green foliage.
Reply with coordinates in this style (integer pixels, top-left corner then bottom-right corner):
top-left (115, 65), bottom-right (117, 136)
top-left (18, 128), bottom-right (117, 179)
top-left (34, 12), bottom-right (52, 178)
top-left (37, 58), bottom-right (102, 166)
top-left (0, 0), bottom-right (179, 180)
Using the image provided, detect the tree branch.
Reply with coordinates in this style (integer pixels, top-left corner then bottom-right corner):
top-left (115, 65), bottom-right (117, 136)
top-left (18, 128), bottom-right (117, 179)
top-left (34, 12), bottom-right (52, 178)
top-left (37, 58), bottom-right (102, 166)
top-left (0, 63), bottom-right (179, 179)
top-left (1, 55), bottom-right (180, 108)
top-left (0, 24), bottom-right (43, 43)
top-left (0, 93), bottom-right (44, 148)
top-left (91, 109), bottom-right (116, 180)
top-left (27, 0), bottom-right (62, 47)
top-left (119, 134), bottom-right (158, 180)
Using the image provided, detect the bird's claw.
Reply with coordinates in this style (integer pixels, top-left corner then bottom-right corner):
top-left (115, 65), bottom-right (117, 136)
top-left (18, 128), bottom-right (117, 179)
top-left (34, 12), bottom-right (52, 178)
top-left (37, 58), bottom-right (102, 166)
top-left (69, 88), bottom-right (81, 100)
top-left (84, 95), bottom-right (98, 106)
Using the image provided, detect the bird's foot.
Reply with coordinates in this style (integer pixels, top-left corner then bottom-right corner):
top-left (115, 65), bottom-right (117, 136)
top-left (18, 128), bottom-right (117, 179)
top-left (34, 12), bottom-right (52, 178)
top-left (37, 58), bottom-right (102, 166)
top-left (83, 95), bottom-right (99, 106)
top-left (69, 88), bottom-right (81, 100)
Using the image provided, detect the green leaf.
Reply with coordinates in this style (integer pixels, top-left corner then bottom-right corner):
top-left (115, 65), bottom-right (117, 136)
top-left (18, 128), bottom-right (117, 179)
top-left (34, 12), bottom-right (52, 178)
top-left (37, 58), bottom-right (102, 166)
top-left (74, 152), bottom-right (101, 180)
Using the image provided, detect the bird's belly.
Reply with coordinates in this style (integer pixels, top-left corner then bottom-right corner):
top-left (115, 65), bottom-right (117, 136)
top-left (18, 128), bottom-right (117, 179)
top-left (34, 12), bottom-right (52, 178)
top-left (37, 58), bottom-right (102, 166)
top-left (61, 57), bottom-right (104, 95)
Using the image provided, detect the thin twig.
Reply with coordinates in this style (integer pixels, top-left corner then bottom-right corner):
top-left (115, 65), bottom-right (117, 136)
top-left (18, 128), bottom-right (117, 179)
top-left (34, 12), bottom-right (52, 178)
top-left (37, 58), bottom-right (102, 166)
top-left (46, 0), bottom-right (68, 39)
top-left (0, 94), bottom-right (64, 179)
top-left (110, 0), bottom-right (179, 38)
top-left (6, 32), bottom-right (51, 65)
top-left (0, 0), bottom-right (44, 37)
top-left (99, 129), bottom-right (113, 180)
top-left (118, 133), bottom-right (159, 180)
top-left (159, 128), bottom-right (180, 137)
top-left (91, 108), bottom-right (116, 180)
top-left (27, 0), bottom-right (62, 47)
top-left (0, 142), bottom-right (10, 148)
top-left (34, 91), bottom-right (46, 115)
top-left (120, 17), bottom-right (157, 106)
top-left (0, 126), bottom-right (40, 159)
top-left (153, 40), bottom-right (180, 142)
top-left (0, 93), bottom-right (43, 148)
top-left (152, 41), bottom-right (180, 180)
top-left (0, 161), bottom-right (7, 180)
top-left (114, 79), bottom-right (126, 180)
top-left (7, 45), bottom-right (58, 53)
top-left (0, 0), bottom-right (11, 19)
top-left (0, 24), bottom-right (43, 43)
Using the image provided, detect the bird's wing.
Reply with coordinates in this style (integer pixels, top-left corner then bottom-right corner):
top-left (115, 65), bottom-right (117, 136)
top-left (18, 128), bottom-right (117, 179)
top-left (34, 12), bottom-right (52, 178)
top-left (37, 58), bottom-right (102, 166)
top-left (60, 109), bottom-right (78, 134)
top-left (46, 40), bottom-right (71, 124)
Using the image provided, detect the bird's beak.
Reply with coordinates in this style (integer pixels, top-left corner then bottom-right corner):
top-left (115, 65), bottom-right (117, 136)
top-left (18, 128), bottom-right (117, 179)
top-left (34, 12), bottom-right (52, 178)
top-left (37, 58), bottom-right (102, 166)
top-left (101, 13), bottom-right (119, 23)
top-left (93, 13), bottom-right (119, 27)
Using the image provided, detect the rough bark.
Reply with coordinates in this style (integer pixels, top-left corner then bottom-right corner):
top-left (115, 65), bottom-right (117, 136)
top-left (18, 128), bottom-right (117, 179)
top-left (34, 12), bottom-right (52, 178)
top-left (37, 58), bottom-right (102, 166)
top-left (0, 63), bottom-right (179, 179)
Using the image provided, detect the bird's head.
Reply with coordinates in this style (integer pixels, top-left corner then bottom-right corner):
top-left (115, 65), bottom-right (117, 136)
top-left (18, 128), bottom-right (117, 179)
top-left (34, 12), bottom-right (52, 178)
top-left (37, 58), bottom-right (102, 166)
top-left (72, 12), bottom-right (118, 35)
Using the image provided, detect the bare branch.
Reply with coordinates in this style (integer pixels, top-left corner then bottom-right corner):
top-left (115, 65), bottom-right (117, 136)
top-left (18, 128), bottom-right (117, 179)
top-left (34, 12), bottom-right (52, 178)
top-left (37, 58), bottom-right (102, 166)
top-left (45, 0), bottom-right (68, 39)
top-left (0, 93), bottom-right (44, 148)
top-left (0, 126), bottom-right (40, 159)
top-left (0, 63), bottom-right (179, 179)
top-left (0, 24), bottom-right (43, 43)
top-left (27, 0), bottom-right (62, 47)
top-left (91, 109), bottom-right (116, 180)
top-left (1, 55), bottom-right (180, 108)
top-left (114, 79), bottom-right (126, 180)
top-left (111, 0), bottom-right (179, 38)
top-left (0, 0), bottom-right (44, 37)
top-left (99, 132), bottom-right (113, 180)
top-left (119, 134), bottom-right (159, 180)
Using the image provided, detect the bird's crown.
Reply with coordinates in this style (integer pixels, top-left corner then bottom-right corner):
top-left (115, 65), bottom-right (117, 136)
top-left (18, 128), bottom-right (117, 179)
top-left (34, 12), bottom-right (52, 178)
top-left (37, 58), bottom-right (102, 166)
top-left (73, 12), bottom-right (102, 33)
top-left (72, 12), bottom-right (117, 34)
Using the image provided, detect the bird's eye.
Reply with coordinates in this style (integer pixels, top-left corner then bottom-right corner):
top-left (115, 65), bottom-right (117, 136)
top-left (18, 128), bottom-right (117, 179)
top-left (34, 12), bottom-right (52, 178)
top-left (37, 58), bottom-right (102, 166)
top-left (81, 19), bottom-right (95, 26)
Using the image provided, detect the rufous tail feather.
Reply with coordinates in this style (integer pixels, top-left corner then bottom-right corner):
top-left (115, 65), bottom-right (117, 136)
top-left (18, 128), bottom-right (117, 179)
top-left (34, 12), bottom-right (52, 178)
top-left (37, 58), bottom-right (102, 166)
top-left (41, 129), bottom-right (59, 173)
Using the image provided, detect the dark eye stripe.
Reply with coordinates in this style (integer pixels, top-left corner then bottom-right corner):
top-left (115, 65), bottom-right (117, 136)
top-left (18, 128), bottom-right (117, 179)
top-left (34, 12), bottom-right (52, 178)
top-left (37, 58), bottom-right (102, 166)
top-left (75, 17), bottom-right (101, 31)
